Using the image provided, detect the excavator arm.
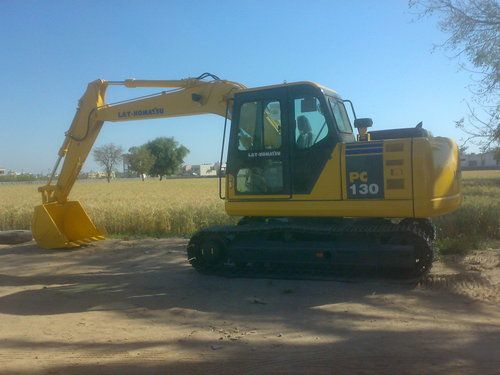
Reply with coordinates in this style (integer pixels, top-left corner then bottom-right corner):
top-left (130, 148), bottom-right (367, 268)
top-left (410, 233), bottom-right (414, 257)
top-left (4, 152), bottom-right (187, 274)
top-left (33, 75), bottom-right (245, 248)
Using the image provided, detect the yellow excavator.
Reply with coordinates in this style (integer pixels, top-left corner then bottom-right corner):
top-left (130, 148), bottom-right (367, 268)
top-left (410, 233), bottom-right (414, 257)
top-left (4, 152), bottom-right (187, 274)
top-left (32, 73), bottom-right (462, 277)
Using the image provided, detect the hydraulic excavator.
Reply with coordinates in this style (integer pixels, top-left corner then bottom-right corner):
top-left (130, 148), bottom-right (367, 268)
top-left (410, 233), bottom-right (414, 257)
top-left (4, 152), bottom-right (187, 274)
top-left (32, 73), bottom-right (462, 278)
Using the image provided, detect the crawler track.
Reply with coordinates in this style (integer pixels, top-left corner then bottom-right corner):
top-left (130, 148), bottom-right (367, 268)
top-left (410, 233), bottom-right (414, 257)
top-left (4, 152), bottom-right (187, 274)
top-left (187, 218), bottom-right (434, 280)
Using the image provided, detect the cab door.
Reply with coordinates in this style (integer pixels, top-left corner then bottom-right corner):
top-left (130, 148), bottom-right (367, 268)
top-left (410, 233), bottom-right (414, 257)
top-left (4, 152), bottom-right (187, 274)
top-left (227, 87), bottom-right (291, 200)
top-left (288, 85), bottom-right (337, 196)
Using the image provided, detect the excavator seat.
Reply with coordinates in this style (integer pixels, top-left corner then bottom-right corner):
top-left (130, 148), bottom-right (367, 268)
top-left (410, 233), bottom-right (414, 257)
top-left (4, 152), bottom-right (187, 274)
top-left (32, 201), bottom-right (104, 249)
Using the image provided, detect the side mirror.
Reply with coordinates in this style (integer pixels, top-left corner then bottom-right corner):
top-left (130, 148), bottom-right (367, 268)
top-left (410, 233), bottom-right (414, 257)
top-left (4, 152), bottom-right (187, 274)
top-left (354, 118), bottom-right (373, 129)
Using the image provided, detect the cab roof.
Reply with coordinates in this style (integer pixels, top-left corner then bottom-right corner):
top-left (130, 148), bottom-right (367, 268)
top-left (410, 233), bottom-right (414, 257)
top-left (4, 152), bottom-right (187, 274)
top-left (239, 81), bottom-right (341, 99)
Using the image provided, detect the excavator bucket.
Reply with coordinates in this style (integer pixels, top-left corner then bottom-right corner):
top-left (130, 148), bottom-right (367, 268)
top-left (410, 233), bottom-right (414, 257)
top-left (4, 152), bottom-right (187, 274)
top-left (32, 201), bottom-right (105, 249)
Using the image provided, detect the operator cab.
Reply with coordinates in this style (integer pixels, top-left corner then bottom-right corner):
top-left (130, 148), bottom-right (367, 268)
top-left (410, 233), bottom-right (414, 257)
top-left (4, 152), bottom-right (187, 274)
top-left (227, 82), bottom-right (355, 197)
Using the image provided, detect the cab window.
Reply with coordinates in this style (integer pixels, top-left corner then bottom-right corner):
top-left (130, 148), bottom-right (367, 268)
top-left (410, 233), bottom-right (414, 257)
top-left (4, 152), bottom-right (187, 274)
top-left (294, 96), bottom-right (328, 149)
top-left (238, 100), bottom-right (282, 151)
top-left (236, 161), bottom-right (284, 194)
top-left (328, 97), bottom-right (352, 133)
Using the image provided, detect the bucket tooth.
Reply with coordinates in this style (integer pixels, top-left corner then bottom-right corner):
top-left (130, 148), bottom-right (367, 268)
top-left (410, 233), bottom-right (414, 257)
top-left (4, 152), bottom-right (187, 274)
top-left (75, 239), bottom-right (90, 245)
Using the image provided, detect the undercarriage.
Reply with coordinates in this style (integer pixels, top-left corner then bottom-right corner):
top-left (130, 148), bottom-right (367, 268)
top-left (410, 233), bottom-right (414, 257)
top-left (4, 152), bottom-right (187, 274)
top-left (187, 217), bottom-right (435, 280)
